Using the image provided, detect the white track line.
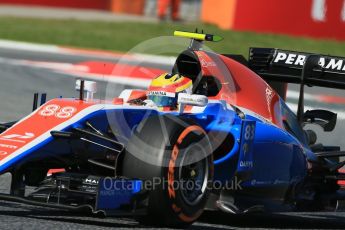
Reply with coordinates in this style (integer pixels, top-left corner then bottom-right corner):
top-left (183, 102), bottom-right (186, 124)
top-left (133, 54), bottom-right (175, 66)
top-left (0, 56), bottom-right (91, 72)
top-left (0, 57), bottom-right (151, 87)
top-left (0, 40), bottom-right (60, 53)
top-left (0, 39), bottom-right (175, 66)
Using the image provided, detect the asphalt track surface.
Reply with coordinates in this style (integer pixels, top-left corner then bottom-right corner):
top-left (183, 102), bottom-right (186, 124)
top-left (0, 47), bottom-right (345, 229)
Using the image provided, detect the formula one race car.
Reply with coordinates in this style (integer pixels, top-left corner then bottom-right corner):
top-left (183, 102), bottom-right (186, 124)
top-left (0, 31), bottom-right (345, 228)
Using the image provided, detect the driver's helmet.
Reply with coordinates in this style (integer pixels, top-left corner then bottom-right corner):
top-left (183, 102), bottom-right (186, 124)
top-left (147, 73), bottom-right (192, 108)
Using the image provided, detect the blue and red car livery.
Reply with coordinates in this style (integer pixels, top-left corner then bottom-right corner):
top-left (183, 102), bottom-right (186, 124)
top-left (0, 31), bottom-right (344, 227)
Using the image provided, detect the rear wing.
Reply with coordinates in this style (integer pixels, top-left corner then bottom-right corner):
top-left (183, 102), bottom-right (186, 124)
top-left (248, 48), bottom-right (345, 89)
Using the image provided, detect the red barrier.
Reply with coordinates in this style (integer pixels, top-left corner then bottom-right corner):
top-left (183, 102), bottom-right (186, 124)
top-left (202, 0), bottom-right (345, 41)
top-left (0, 0), bottom-right (109, 10)
top-left (0, 0), bottom-right (146, 14)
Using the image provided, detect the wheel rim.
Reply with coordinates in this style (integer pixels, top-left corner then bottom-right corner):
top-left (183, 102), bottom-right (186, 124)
top-left (178, 143), bottom-right (209, 206)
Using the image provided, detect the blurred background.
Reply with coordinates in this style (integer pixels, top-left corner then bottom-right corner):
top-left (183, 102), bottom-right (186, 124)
top-left (0, 0), bottom-right (345, 40)
top-left (0, 0), bottom-right (344, 54)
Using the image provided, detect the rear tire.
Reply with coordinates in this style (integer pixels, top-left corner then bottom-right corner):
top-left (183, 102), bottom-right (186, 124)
top-left (122, 115), bottom-right (213, 227)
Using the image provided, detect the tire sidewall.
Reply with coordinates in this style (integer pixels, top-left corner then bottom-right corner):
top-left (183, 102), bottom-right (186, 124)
top-left (122, 114), bottom-right (214, 226)
top-left (161, 126), bottom-right (213, 223)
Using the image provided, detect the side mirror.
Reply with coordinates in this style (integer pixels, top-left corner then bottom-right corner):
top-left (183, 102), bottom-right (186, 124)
top-left (178, 93), bottom-right (208, 107)
top-left (76, 79), bottom-right (97, 101)
top-left (303, 109), bottom-right (337, 132)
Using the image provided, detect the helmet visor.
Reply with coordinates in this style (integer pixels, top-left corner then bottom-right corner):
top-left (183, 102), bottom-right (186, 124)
top-left (148, 95), bottom-right (177, 107)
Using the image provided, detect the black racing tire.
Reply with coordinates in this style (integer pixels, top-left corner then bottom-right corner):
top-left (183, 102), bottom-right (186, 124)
top-left (122, 114), bottom-right (213, 228)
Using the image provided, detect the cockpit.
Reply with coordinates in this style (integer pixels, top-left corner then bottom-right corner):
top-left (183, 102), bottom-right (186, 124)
top-left (172, 50), bottom-right (223, 97)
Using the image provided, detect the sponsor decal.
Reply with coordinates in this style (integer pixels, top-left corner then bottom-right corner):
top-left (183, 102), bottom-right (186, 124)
top-left (273, 52), bottom-right (307, 66)
top-left (251, 179), bottom-right (289, 186)
top-left (273, 179), bottom-right (288, 185)
top-left (2, 132), bottom-right (34, 140)
top-left (265, 87), bottom-right (274, 112)
top-left (195, 51), bottom-right (218, 76)
top-left (273, 51), bottom-right (345, 72)
top-left (147, 91), bottom-right (175, 97)
top-left (200, 59), bottom-right (216, 68)
top-left (0, 132), bottom-right (35, 143)
top-left (240, 160), bottom-right (253, 168)
top-left (318, 57), bottom-right (345, 71)
top-left (0, 144), bottom-right (17, 149)
top-left (251, 180), bottom-right (271, 186)
top-left (84, 178), bottom-right (99, 185)
top-left (196, 51), bottom-right (216, 67)
top-left (0, 151), bottom-right (7, 156)
top-left (167, 126), bottom-right (205, 199)
top-left (237, 121), bottom-right (255, 172)
top-left (178, 93), bottom-right (208, 107)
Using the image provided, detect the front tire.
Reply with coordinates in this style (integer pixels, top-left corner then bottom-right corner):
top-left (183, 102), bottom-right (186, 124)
top-left (122, 115), bottom-right (213, 227)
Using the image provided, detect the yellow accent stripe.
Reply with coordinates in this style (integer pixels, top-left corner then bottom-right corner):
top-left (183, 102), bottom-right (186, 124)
top-left (174, 31), bottom-right (206, 41)
top-left (176, 80), bottom-right (193, 92)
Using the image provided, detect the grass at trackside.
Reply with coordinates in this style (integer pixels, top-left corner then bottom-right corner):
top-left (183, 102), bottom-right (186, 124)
top-left (0, 17), bottom-right (345, 57)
